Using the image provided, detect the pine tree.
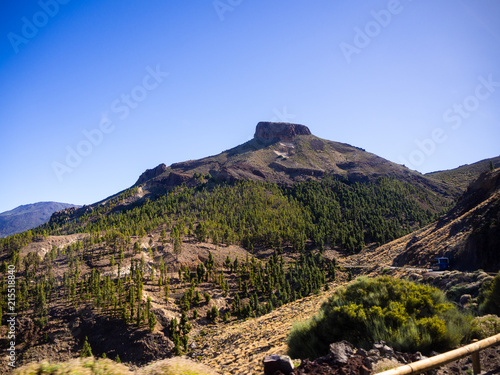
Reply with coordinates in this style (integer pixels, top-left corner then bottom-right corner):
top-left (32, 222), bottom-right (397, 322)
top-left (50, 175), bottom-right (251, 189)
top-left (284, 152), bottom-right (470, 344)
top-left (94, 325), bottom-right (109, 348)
top-left (224, 255), bottom-right (231, 270)
top-left (232, 293), bottom-right (241, 314)
top-left (136, 300), bottom-right (142, 326)
top-left (204, 291), bottom-right (211, 304)
top-left (206, 252), bottom-right (215, 273)
top-left (193, 291), bottom-right (201, 306)
top-left (80, 336), bottom-right (93, 357)
top-left (148, 311), bottom-right (157, 332)
top-left (196, 263), bottom-right (205, 282)
top-left (133, 242), bottom-right (140, 254)
top-left (171, 227), bottom-right (183, 255)
top-left (207, 305), bottom-right (219, 323)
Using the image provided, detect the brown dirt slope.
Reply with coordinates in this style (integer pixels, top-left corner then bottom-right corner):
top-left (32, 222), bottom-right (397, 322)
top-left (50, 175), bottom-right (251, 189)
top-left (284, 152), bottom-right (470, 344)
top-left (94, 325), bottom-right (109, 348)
top-left (193, 284), bottom-right (344, 375)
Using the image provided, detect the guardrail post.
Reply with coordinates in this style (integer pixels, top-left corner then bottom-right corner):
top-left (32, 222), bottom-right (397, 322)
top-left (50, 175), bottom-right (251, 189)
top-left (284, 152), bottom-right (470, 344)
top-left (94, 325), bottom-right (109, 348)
top-left (471, 341), bottom-right (481, 375)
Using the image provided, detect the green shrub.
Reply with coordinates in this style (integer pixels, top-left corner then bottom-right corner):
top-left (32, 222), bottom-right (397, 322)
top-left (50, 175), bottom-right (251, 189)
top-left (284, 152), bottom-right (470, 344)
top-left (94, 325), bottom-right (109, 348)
top-left (479, 271), bottom-right (500, 315)
top-left (470, 315), bottom-right (500, 340)
top-left (80, 336), bottom-right (93, 358)
top-left (287, 276), bottom-right (471, 359)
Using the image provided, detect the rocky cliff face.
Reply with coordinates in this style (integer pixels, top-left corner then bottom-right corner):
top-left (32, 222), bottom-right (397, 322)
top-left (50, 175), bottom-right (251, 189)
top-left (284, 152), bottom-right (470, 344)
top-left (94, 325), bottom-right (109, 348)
top-left (254, 122), bottom-right (311, 142)
top-left (135, 163), bottom-right (168, 185)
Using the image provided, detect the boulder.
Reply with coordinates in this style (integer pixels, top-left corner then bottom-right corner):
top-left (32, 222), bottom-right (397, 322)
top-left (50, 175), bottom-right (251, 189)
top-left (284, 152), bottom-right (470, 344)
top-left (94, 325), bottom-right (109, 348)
top-left (329, 341), bottom-right (354, 365)
top-left (373, 341), bottom-right (394, 357)
top-left (460, 294), bottom-right (472, 306)
top-left (263, 354), bottom-right (294, 375)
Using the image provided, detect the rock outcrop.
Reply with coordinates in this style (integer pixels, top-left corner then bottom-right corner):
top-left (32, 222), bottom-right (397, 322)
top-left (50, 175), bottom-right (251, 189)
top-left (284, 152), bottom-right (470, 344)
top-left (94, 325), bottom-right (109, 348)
top-left (135, 163), bottom-right (168, 185)
top-left (263, 354), bottom-right (295, 375)
top-left (254, 122), bottom-right (311, 142)
top-left (289, 341), bottom-right (425, 375)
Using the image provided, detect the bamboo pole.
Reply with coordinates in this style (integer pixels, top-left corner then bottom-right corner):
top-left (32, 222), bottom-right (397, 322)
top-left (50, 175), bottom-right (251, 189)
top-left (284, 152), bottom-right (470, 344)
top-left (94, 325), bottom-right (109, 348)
top-left (376, 333), bottom-right (500, 375)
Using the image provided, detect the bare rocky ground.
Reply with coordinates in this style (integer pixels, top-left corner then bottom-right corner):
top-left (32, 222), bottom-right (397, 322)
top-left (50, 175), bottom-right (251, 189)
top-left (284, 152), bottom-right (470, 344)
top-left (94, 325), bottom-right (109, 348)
top-left (190, 270), bottom-right (500, 374)
top-left (192, 284), bottom-right (342, 375)
top-left (19, 233), bottom-right (88, 259)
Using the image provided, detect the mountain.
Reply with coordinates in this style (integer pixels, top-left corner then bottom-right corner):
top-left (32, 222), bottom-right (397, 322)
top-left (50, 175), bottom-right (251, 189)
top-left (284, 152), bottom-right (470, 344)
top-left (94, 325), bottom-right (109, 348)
top-left (367, 168), bottom-right (500, 271)
top-left (135, 122), bottom-right (458, 198)
top-left (0, 202), bottom-right (79, 237)
top-left (426, 155), bottom-right (500, 192)
top-left (44, 122), bottom-right (458, 253)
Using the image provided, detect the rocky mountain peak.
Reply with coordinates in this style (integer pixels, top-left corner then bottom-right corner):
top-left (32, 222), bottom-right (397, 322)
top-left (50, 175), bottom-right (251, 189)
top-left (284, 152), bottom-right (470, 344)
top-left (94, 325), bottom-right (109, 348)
top-left (254, 122), bottom-right (311, 142)
top-left (136, 163), bottom-right (167, 185)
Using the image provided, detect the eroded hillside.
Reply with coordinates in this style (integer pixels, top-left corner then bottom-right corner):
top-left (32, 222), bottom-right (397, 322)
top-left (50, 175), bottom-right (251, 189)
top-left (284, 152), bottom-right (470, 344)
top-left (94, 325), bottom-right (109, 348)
top-left (352, 169), bottom-right (500, 271)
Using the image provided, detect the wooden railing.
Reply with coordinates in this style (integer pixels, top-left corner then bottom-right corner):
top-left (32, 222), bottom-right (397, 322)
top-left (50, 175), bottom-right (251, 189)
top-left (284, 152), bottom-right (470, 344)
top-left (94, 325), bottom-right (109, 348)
top-left (377, 333), bottom-right (500, 375)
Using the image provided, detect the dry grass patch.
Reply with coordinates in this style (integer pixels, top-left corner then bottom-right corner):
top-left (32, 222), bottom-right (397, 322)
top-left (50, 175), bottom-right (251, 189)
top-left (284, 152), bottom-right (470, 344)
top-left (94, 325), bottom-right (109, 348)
top-left (137, 357), bottom-right (219, 375)
top-left (13, 357), bottom-right (219, 375)
top-left (373, 358), bottom-right (402, 373)
top-left (13, 357), bottom-right (132, 375)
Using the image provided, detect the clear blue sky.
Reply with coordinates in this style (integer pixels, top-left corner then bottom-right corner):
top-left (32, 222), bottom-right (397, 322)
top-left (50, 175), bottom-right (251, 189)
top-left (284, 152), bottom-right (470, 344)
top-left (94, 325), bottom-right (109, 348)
top-left (1, 0), bottom-right (499, 213)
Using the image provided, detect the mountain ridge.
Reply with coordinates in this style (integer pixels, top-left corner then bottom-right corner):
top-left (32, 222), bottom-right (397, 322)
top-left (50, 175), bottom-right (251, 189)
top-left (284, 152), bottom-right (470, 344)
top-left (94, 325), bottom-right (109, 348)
top-left (426, 155), bottom-right (500, 192)
top-left (133, 122), bottom-right (459, 201)
top-left (0, 201), bottom-right (79, 237)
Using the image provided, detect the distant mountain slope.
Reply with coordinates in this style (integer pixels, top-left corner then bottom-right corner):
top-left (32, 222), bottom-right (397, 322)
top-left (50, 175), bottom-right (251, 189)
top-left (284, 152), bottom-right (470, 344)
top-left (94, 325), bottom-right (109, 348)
top-left (426, 155), bottom-right (500, 192)
top-left (368, 169), bottom-right (500, 272)
top-left (0, 202), bottom-right (79, 237)
top-left (135, 122), bottom-right (459, 200)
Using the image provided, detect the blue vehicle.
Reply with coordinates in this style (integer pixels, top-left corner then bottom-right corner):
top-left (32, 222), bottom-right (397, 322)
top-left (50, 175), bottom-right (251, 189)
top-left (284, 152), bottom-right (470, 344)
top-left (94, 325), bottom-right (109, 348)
top-left (435, 257), bottom-right (449, 271)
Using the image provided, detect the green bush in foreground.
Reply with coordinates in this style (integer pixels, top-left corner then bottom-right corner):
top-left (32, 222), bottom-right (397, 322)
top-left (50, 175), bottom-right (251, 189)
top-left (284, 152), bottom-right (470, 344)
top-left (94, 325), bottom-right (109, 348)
top-left (478, 271), bottom-right (500, 316)
top-left (470, 314), bottom-right (500, 340)
top-left (287, 276), bottom-right (471, 359)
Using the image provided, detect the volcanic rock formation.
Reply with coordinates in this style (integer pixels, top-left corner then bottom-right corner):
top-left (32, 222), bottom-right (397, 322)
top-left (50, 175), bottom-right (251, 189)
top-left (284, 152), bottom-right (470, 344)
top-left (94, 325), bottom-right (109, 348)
top-left (254, 122), bottom-right (311, 142)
